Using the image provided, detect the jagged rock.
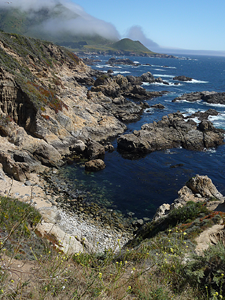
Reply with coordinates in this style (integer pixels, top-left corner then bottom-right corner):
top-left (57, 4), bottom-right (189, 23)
top-left (117, 111), bottom-right (224, 155)
top-left (84, 140), bottom-right (105, 160)
top-left (153, 203), bottom-right (171, 221)
top-left (107, 57), bottom-right (137, 66)
top-left (186, 174), bottom-right (224, 200)
top-left (172, 91), bottom-right (217, 102)
top-left (104, 143), bottom-right (114, 152)
top-left (153, 175), bottom-right (225, 221)
top-left (85, 159), bottom-right (106, 171)
top-left (151, 103), bottom-right (165, 109)
top-left (0, 151), bottom-right (28, 182)
top-left (139, 72), bottom-right (155, 83)
top-left (70, 140), bottom-right (86, 153)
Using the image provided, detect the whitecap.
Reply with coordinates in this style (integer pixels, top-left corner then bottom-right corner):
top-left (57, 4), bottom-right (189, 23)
top-left (183, 108), bottom-right (200, 116)
top-left (96, 64), bottom-right (112, 68)
top-left (203, 148), bottom-right (217, 154)
top-left (190, 117), bottom-right (201, 124)
top-left (144, 108), bottom-right (154, 113)
top-left (175, 99), bottom-right (202, 103)
top-left (209, 114), bottom-right (225, 129)
top-left (134, 61), bottom-right (140, 63)
top-left (142, 82), bottom-right (150, 86)
top-left (113, 71), bottom-right (131, 74)
top-left (186, 79), bottom-right (209, 84)
top-left (153, 74), bottom-right (175, 78)
top-left (154, 68), bottom-right (166, 71)
top-left (205, 102), bottom-right (225, 108)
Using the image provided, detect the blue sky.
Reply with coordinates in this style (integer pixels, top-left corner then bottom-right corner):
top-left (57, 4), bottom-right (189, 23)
top-left (72, 0), bottom-right (225, 53)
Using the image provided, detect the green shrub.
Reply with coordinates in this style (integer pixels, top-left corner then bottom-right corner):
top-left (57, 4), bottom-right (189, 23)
top-left (185, 242), bottom-right (225, 297)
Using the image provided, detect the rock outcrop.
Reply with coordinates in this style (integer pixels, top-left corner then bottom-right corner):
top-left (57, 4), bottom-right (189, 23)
top-left (173, 75), bottom-right (193, 81)
top-left (117, 111), bottom-right (224, 155)
top-left (172, 91), bottom-right (225, 104)
top-left (153, 174), bottom-right (225, 221)
top-left (85, 159), bottom-right (106, 171)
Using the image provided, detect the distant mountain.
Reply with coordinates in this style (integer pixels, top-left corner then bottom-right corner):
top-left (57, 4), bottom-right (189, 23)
top-left (111, 38), bottom-right (153, 54)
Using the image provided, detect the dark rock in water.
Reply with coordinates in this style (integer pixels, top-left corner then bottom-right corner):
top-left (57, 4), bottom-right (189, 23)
top-left (139, 72), bottom-right (155, 83)
top-left (104, 143), bottom-right (115, 153)
top-left (117, 111), bottom-right (225, 155)
top-left (202, 92), bottom-right (225, 104)
top-left (188, 109), bottom-right (219, 121)
top-left (84, 140), bottom-right (105, 160)
top-left (107, 57), bottom-right (138, 66)
top-left (126, 75), bottom-right (142, 85)
top-left (173, 75), bottom-right (193, 81)
top-left (107, 69), bottom-right (114, 74)
top-left (172, 91), bottom-right (217, 103)
top-left (151, 103), bottom-right (165, 109)
top-left (85, 159), bottom-right (106, 171)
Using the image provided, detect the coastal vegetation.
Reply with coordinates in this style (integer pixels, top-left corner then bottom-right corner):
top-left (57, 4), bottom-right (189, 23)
top-left (0, 196), bottom-right (225, 299)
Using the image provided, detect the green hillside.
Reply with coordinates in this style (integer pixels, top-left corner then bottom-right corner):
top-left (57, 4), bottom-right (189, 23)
top-left (111, 38), bottom-right (154, 54)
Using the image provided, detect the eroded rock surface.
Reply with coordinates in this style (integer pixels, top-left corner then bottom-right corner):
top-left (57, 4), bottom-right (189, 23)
top-left (117, 111), bottom-right (224, 155)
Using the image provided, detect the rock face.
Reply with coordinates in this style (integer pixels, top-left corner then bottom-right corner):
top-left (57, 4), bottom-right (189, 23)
top-left (117, 111), bottom-right (224, 155)
top-left (153, 174), bottom-right (225, 221)
top-left (172, 91), bottom-right (225, 104)
top-left (91, 73), bottom-right (167, 101)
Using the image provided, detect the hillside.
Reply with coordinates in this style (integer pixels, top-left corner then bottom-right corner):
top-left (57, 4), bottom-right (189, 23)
top-left (0, 5), bottom-right (168, 57)
top-left (111, 38), bottom-right (154, 54)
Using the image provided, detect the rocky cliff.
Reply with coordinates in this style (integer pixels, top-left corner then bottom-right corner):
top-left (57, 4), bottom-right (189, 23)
top-left (0, 31), bottom-right (131, 181)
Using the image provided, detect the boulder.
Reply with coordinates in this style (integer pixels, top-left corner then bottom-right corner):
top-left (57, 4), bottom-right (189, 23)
top-left (139, 72), bottom-right (155, 83)
top-left (151, 103), bottom-right (165, 109)
top-left (84, 140), bottom-right (105, 160)
top-left (85, 159), bottom-right (106, 171)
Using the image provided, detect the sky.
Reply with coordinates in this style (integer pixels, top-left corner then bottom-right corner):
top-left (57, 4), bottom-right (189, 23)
top-left (71, 0), bottom-right (225, 55)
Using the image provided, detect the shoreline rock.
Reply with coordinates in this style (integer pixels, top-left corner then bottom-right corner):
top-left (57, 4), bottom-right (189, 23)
top-left (117, 110), bottom-right (225, 155)
top-left (172, 91), bottom-right (225, 104)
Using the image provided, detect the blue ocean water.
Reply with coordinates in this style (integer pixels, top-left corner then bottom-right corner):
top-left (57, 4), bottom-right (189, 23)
top-left (61, 55), bottom-right (225, 219)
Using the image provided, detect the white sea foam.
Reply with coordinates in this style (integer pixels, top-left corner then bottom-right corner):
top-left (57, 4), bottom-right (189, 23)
top-left (144, 108), bottom-right (154, 113)
top-left (205, 102), bottom-right (225, 108)
top-left (190, 117), bottom-right (201, 124)
top-left (142, 82), bottom-right (150, 86)
top-left (113, 71), bottom-right (131, 74)
top-left (209, 114), bottom-right (225, 128)
top-left (186, 79), bottom-right (209, 84)
top-left (154, 68), bottom-right (166, 71)
top-left (153, 74), bottom-right (175, 78)
top-left (203, 148), bottom-right (217, 154)
top-left (134, 61), bottom-right (140, 64)
top-left (175, 99), bottom-right (202, 103)
top-left (96, 64), bottom-right (111, 68)
top-left (183, 108), bottom-right (200, 116)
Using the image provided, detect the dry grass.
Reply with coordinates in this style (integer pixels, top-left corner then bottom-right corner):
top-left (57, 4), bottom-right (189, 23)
top-left (0, 196), bottom-right (224, 299)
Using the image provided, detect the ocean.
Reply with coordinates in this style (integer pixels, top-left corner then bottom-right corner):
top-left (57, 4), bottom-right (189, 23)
top-left (59, 54), bottom-right (225, 220)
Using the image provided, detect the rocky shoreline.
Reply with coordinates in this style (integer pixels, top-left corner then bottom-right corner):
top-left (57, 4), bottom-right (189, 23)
top-left (0, 32), bottom-right (225, 254)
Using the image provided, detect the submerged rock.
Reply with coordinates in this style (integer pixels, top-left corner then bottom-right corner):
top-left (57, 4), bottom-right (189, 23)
top-left (85, 159), bottom-right (106, 171)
